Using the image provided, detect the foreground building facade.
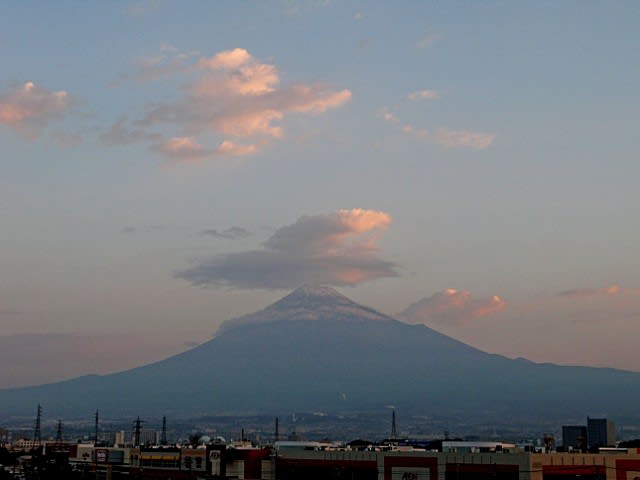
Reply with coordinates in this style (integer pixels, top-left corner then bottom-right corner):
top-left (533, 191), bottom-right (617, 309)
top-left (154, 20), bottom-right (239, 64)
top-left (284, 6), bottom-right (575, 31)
top-left (51, 442), bottom-right (640, 480)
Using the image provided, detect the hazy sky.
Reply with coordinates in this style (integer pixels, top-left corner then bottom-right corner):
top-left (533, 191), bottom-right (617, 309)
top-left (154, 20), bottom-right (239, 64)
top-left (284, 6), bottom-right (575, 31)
top-left (1, 1), bottom-right (639, 388)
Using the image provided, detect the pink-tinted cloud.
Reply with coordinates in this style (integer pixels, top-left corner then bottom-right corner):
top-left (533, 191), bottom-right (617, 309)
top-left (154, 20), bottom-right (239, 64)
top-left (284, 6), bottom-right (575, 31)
top-left (558, 284), bottom-right (640, 299)
top-left (176, 208), bottom-right (397, 289)
top-left (0, 82), bottom-right (72, 138)
top-left (379, 108), bottom-right (495, 150)
top-left (151, 136), bottom-right (209, 160)
top-left (215, 140), bottom-right (258, 156)
top-left (378, 107), bottom-right (399, 124)
top-left (108, 47), bottom-right (351, 160)
top-left (398, 288), bottom-right (506, 325)
top-left (197, 47), bottom-right (252, 70)
top-left (408, 89), bottom-right (439, 101)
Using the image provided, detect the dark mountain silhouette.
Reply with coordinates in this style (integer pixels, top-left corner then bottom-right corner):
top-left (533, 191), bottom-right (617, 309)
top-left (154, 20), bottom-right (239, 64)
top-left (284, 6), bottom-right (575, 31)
top-left (2, 285), bottom-right (639, 419)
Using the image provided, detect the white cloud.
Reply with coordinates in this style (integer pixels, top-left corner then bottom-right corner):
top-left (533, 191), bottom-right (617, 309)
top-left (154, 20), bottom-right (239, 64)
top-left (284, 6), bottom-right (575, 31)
top-left (176, 208), bottom-right (397, 289)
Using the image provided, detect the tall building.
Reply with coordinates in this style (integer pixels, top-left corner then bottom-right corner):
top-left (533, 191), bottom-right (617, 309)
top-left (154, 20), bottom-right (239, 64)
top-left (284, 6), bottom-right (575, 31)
top-left (587, 417), bottom-right (616, 448)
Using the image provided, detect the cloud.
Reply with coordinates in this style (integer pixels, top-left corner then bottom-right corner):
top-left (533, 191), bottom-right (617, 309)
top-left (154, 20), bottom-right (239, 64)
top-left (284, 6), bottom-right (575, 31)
top-left (120, 224), bottom-right (169, 234)
top-left (176, 208), bottom-right (397, 289)
top-left (108, 47), bottom-right (351, 160)
top-left (197, 47), bottom-right (254, 71)
top-left (417, 30), bottom-right (441, 49)
top-left (378, 107), bottom-right (399, 124)
top-left (408, 89), bottom-right (439, 101)
top-left (399, 289), bottom-right (506, 325)
top-left (117, 53), bottom-right (197, 85)
top-left (215, 140), bottom-right (258, 156)
top-left (558, 284), bottom-right (640, 299)
top-left (0, 82), bottom-right (72, 138)
top-left (151, 136), bottom-right (209, 160)
top-left (379, 108), bottom-right (495, 150)
top-left (100, 116), bottom-right (162, 145)
top-left (434, 128), bottom-right (496, 150)
top-left (200, 226), bottom-right (252, 239)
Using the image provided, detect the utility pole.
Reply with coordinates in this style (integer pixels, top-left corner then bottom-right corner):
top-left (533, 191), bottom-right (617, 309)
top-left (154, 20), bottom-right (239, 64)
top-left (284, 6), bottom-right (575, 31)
top-left (274, 417), bottom-right (279, 443)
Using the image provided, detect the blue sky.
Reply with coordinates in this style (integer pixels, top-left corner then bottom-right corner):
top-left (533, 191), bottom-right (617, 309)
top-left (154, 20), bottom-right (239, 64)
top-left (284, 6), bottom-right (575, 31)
top-left (1, 1), bottom-right (639, 387)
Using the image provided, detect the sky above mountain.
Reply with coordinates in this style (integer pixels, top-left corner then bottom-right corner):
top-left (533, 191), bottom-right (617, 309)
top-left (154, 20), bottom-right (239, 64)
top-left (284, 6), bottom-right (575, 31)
top-left (1, 2), bottom-right (639, 387)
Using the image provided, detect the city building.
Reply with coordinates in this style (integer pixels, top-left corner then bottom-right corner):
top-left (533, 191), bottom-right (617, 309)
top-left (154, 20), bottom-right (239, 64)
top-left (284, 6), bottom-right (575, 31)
top-left (588, 418), bottom-right (616, 449)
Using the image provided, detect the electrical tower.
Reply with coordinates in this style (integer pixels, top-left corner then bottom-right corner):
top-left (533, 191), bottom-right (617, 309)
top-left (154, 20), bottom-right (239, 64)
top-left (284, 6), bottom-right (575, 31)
top-left (94, 410), bottom-right (100, 445)
top-left (55, 419), bottom-right (64, 444)
top-left (160, 416), bottom-right (167, 446)
top-left (33, 404), bottom-right (42, 446)
top-left (133, 417), bottom-right (144, 447)
top-left (391, 408), bottom-right (397, 440)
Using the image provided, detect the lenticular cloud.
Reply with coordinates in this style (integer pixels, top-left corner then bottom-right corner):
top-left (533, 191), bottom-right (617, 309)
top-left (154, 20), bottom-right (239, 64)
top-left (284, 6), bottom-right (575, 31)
top-left (176, 209), bottom-right (398, 289)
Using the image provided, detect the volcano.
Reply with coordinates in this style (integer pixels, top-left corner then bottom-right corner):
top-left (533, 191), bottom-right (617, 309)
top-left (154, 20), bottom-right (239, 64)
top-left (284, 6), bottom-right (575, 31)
top-left (2, 285), bottom-right (639, 419)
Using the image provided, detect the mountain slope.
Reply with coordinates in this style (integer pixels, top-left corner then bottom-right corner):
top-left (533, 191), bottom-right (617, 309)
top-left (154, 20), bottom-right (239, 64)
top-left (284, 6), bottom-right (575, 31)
top-left (2, 286), bottom-right (639, 419)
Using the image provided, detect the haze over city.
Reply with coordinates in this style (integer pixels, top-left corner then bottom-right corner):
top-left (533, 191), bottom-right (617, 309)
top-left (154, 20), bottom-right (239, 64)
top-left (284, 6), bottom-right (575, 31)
top-left (1, 2), bottom-right (639, 389)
